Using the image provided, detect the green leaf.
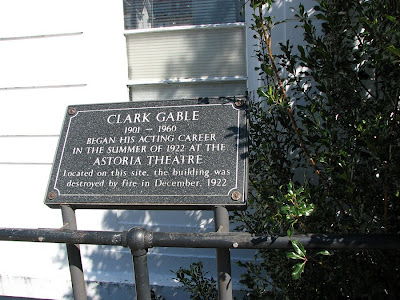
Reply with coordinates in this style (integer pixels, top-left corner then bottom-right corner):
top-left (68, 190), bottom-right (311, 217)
top-left (299, 3), bottom-right (304, 15)
top-left (287, 226), bottom-right (294, 237)
top-left (291, 262), bottom-right (306, 280)
top-left (385, 14), bottom-right (399, 24)
top-left (315, 250), bottom-right (330, 256)
top-left (252, 1), bottom-right (263, 9)
top-left (258, 89), bottom-right (268, 98)
top-left (291, 240), bottom-right (306, 257)
top-left (297, 45), bottom-right (305, 57)
top-left (287, 251), bottom-right (304, 260)
top-left (387, 45), bottom-right (400, 57)
top-left (315, 13), bottom-right (327, 21)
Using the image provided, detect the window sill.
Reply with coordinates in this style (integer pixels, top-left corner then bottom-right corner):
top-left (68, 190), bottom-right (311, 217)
top-left (124, 22), bottom-right (245, 35)
top-left (127, 76), bottom-right (247, 86)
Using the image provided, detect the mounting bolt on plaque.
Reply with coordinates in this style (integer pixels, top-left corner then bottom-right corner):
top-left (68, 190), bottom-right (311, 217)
top-left (48, 191), bottom-right (57, 200)
top-left (231, 191), bottom-right (242, 201)
top-left (68, 107), bottom-right (77, 115)
top-left (234, 99), bottom-right (244, 107)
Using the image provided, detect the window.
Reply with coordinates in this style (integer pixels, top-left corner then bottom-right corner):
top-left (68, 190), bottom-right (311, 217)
top-left (124, 0), bottom-right (243, 29)
top-left (123, 0), bottom-right (246, 101)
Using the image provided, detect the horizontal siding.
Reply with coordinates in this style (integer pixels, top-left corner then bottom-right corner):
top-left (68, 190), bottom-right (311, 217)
top-left (0, 136), bottom-right (58, 164)
top-left (0, 1), bottom-right (131, 299)
top-left (0, 33), bottom-right (86, 88)
top-left (0, 85), bottom-right (88, 135)
top-left (0, 165), bottom-right (60, 228)
top-left (79, 244), bottom-right (253, 287)
top-left (0, 0), bottom-right (84, 38)
top-left (115, 209), bottom-right (215, 233)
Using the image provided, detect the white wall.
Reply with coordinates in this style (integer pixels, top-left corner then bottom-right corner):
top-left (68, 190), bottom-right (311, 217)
top-left (0, 0), bottom-right (316, 299)
top-left (0, 1), bottom-right (129, 298)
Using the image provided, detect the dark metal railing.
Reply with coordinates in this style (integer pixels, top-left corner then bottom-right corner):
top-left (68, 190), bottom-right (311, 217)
top-left (2, 227), bottom-right (399, 250)
top-left (1, 226), bottom-right (399, 300)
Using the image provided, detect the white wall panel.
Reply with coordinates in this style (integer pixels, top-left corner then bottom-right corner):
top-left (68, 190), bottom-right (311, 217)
top-left (80, 1), bottom-right (129, 103)
top-left (0, 34), bottom-right (86, 88)
top-left (0, 136), bottom-right (58, 164)
top-left (0, 0), bottom-right (84, 38)
top-left (0, 1), bottom-right (130, 299)
top-left (0, 86), bottom-right (88, 135)
top-left (0, 165), bottom-right (60, 227)
top-left (0, 255), bottom-right (72, 299)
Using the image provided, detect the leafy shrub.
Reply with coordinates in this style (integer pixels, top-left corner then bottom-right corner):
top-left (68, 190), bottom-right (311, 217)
top-left (173, 262), bottom-right (218, 300)
top-left (174, 0), bottom-right (400, 298)
top-left (233, 0), bottom-right (400, 298)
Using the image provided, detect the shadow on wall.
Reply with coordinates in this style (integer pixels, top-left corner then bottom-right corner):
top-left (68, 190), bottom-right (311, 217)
top-left (55, 5), bottom-right (251, 298)
top-left (55, 209), bottom-right (216, 299)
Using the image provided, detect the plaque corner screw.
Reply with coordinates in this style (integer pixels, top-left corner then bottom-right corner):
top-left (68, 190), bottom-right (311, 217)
top-left (48, 191), bottom-right (57, 200)
top-left (68, 107), bottom-right (77, 115)
top-left (231, 191), bottom-right (242, 201)
top-left (234, 99), bottom-right (244, 107)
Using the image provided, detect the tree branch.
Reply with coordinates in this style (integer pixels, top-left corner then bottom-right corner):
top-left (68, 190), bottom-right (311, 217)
top-left (258, 5), bottom-right (329, 188)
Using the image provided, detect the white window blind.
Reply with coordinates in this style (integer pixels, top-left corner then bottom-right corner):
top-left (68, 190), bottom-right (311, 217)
top-left (123, 0), bottom-right (243, 29)
top-left (123, 0), bottom-right (246, 101)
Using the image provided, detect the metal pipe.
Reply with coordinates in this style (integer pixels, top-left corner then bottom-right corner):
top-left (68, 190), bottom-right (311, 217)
top-left (61, 205), bottom-right (87, 300)
top-left (214, 206), bottom-right (232, 300)
top-left (131, 249), bottom-right (151, 300)
top-left (0, 227), bottom-right (126, 245)
top-left (0, 228), bottom-right (399, 250)
top-left (150, 232), bottom-right (400, 250)
top-left (126, 227), bottom-right (152, 300)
